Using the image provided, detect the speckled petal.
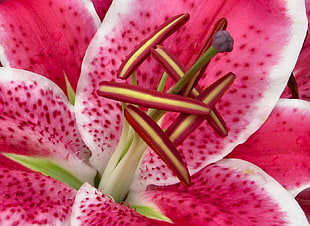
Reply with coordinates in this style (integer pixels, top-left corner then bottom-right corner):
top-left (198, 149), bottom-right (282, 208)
top-left (0, 67), bottom-right (96, 184)
top-left (129, 159), bottom-right (308, 225)
top-left (282, 0), bottom-right (310, 101)
top-left (226, 99), bottom-right (310, 196)
top-left (91, 0), bottom-right (113, 20)
top-left (0, 167), bottom-right (76, 226)
top-left (0, 0), bottom-right (100, 93)
top-left (71, 183), bottom-right (158, 225)
top-left (75, 0), bottom-right (307, 184)
top-left (0, 153), bottom-right (30, 171)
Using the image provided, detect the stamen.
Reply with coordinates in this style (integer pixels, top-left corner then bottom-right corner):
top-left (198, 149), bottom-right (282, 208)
top-left (118, 13), bottom-right (190, 79)
top-left (151, 45), bottom-right (201, 97)
top-left (124, 105), bottom-right (190, 186)
top-left (167, 114), bottom-right (204, 146)
top-left (196, 72), bottom-right (236, 107)
top-left (97, 81), bottom-right (211, 115)
top-left (151, 45), bottom-right (187, 82)
top-left (206, 108), bottom-right (228, 137)
top-left (166, 73), bottom-right (236, 144)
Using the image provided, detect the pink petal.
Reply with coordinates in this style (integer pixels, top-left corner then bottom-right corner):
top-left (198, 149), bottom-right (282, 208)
top-left (226, 99), bottom-right (310, 196)
top-left (71, 183), bottom-right (159, 225)
top-left (131, 159), bottom-right (308, 225)
top-left (76, 0), bottom-right (307, 185)
top-left (0, 151), bottom-right (30, 171)
top-left (282, 0), bottom-right (310, 101)
top-left (0, 167), bottom-right (76, 225)
top-left (91, 0), bottom-right (113, 20)
top-left (0, 0), bottom-right (100, 93)
top-left (0, 68), bottom-right (96, 184)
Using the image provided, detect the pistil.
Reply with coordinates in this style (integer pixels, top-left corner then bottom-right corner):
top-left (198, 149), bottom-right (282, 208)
top-left (167, 30), bottom-right (233, 96)
top-left (180, 17), bottom-right (228, 96)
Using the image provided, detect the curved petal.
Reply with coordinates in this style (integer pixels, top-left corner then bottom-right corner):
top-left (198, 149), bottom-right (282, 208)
top-left (75, 0), bottom-right (307, 186)
top-left (129, 159), bottom-right (308, 225)
top-left (0, 167), bottom-right (76, 225)
top-left (226, 99), bottom-right (310, 196)
top-left (91, 0), bottom-right (113, 20)
top-left (0, 67), bottom-right (96, 184)
top-left (0, 152), bottom-right (30, 171)
top-left (282, 0), bottom-right (310, 101)
top-left (0, 0), bottom-right (100, 93)
top-left (71, 183), bottom-right (159, 225)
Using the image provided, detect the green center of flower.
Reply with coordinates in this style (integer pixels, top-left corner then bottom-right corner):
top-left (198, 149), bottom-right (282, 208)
top-left (96, 14), bottom-right (236, 203)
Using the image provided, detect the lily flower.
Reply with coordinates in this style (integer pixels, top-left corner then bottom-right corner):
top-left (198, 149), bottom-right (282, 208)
top-left (77, 0), bottom-right (307, 190)
top-left (0, 0), bottom-right (309, 225)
